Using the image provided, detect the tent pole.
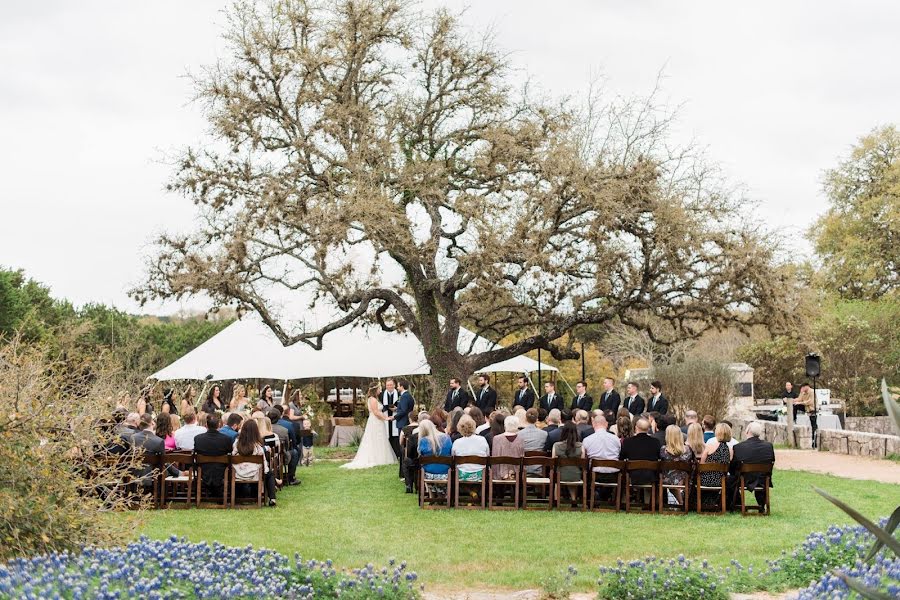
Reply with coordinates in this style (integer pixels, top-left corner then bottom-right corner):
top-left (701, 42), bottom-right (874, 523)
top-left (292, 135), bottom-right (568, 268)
top-left (557, 372), bottom-right (577, 399)
top-left (581, 342), bottom-right (586, 382)
top-left (537, 348), bottom-right (542, 390)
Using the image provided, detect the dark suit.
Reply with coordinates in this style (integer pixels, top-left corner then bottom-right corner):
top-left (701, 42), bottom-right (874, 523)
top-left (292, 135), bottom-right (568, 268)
top-left (727, 436), bottom-right (775, 508)
top-left (651, 430), bottom-right (667, 447)
top-left (475, 386), bottom-right (497, 414)
top-left (543, 425), bottom-right (564, 452)
top-left (619, 432), bottom-right (661, 485)
top-left (444, 388), bottom-right (470, 412)
top-left (131, 429), bottom-right (165, 487)
top-left (599, 390), bottom-right (621, 414)
top-left (577, 423), bottom-right (594, 441)
top-left (394, 391), bottom-right (414, 477)
top-left (570, 394), bottom-right (593, 412)
top-left (194, 430), bottom-right (234, 497)
top-left (623, 394), bottom-right (645, 416)
top-left (539, 393), bottom-right (564, 413)
top-left (513, 388), bottom-right (536, 410)
top-left (647, 394), bottom-right (669, 415)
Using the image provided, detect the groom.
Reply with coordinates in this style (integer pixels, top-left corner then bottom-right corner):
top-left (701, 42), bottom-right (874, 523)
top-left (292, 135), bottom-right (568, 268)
top-left (393, 379), bottom-right (414, 478)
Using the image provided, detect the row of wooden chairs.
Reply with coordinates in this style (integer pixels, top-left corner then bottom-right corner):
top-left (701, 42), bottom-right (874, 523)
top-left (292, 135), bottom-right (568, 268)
top-left (418, 455), bottom-right (772, 515)
top-left (137, 451), bottom-right (269, 508)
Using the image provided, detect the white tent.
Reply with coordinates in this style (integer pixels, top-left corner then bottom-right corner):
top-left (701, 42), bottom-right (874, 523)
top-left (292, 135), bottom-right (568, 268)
top-left (150, 317), bottom-right (557, 381)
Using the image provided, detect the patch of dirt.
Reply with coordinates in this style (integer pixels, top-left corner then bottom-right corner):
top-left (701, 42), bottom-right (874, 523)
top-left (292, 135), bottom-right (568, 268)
top-left (775, 449), bottom-right (900, 484)
top-left (423, 591), bottom-right (595, 600)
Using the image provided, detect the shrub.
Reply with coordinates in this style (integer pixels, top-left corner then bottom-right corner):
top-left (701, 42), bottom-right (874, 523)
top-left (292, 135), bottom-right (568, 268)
top-left (539, 565), bottom-right (576, 599)
top-left (598, 556), bottom-right (728, 600)
top-left (650, 360), bottom-right (734, 420)
top-left (0, 536), bottom-right (421, 599)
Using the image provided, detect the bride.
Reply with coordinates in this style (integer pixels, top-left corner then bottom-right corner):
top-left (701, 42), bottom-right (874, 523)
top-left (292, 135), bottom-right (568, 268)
top-left (341, 382), bottom-right (397, 469)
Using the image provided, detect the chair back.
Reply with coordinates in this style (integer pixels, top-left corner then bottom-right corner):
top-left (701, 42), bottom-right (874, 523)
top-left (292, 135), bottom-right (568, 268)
top-left (524, 450), bottom-right (549, 457)
top-left (164, 451), bottom-right (193, 467)
top-left (659, 460), bottom-right (692, 476)
top-left (231, 454), bottom-right (264, 465)
top-left (697, 462), bottom-right (728, 474)
top-left (419, 456), bottom-right (453, 467)
top-left (738, 462), bottom-right (773, 475)
top-left (625, 460), bottom-right (659, 472)
top-left (489, 456), bottom-right (522, 467)
top-left (142, 453), bottom-right (162, 467)
top-left (454, 455), bottom-right (488, 468)
top-left (523, 456), bottom-right (554, 469)
top-left (196, 454), bottom-right (231, 465)
top-left (556, 457), bottom-right (587, 469)
top-left (590, 459), bottom-right (623, 472)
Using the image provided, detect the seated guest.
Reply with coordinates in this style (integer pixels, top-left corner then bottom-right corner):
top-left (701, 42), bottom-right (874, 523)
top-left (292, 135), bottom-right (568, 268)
top-left (700, 423), bottom-right (734, 498)
top-left (119, 412), bottom-right (141, 446)
top-left (484, 412), bottom-right (505, 450)
top-left (256, 415), bottom-right (281, 482)
top-left (614, 414), bottom-right (633, 442)
top-left (193, 413), bottom-right (234, 498)
top-left (470, 407), bottom-right (489, 436)
top-left (173, 409), bottom-right (206, 451)
top-left (581, 411), bottom-right (620, 482)
top-left (608, 407), bottom-right (630, 436)
top-left (648, 411), bottom-right (664, 441)
top-left (686, 422), bottom-right (705, 458)
top-left (681, 410), bottom-right (699, 435)
top-left (401, 411), bottom-right (431, 493)
top-left (536, 408), bottom-right (548, 429)
top-left (429, 407), bottom-right (448, 432)
top-left (575, 410), bottom-right (593, 441)
top-left (130, 413), bottom-right (166, 487)
top-left (491, 416), bottom-right (525, 479)
top-left (155, 412), bottom-right (177, 452)
top-left (722, 420), bottom-right (739, 448)
top-left (513, 407), bottom-right (528, 430)
top-left (619, 417), bottom-right (661, 485)
top-left (448, 408), bottom-right (465, 442)
top-left (660, 424), bottom-right (693, 506)
top-left (418, 419), bottom-right (452, 495)
top-left (519, 408), bottom-right (549, 475)
top-left (552, 421), bottom-right (584, 502)
top-left (727, 421), bottom-right (775, 510)
top-left (543, 410), bottom-right (573, 452)
top-left (220, 413), bottom-right (242, 441)
top-left (270, 409), bottom-right (300, 486)
top-left (232, 419), bottom-right (277, 507)
top-left (451, 414), bottom-right (490, 482)
top-left (543, 409), bottom-right (561, 436)
top-left (701, 414), bottom-right (716, 443)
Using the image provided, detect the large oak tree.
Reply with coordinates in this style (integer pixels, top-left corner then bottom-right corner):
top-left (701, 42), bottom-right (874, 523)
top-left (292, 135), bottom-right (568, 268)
top-left (134, 0), bottom-right (798, 404)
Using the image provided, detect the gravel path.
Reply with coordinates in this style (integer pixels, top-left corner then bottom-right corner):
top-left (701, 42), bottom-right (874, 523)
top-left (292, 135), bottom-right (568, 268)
top-left (775, 449), bottom-right (900, 484)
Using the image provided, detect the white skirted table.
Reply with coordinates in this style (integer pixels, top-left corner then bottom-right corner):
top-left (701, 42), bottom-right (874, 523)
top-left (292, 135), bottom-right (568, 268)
top-left (796, 413), bottom-right (842, 430)
top-left (329, 425), bottom-right (363, 447)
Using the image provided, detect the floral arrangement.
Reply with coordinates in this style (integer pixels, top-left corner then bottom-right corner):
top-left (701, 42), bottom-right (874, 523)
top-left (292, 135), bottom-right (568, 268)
top-left (0, 536), bottom-right (420, 599)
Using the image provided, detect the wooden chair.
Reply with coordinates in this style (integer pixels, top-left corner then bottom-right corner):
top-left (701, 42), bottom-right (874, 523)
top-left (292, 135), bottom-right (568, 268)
top-left (554, 457), bottom-right (587, 511)
top-left (418, 456), bottom-right (453, 509)
top-left (141, 453), bottom-right (163, 508)
top-left (658, 461), bottom-right (692, 514)
top-left (453, 456), bottom-right (488, 509)
top-left (589, 459), bottom-right (624, 512)
top-left (624, 460), bottom-right (659, 513)
top-left (488, 457), bottom-right (521, 510)
top-left (736, 463), bottom-right (773, 516)
top-left (522, 456), bottom-right (555, 510)
top-left (195, 454), bottom-right (231, 508)
top-left (160, 451), bottom-right (194, 506)
top-left (230, 455), bottom-right (265, 508)
top-left (695, 463), bottom-right (728, 515)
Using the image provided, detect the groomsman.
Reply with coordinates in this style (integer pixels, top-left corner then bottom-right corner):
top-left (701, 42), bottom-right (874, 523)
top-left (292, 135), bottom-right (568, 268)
top-left (647, 380), bottom-right (669, 415)
top-left (570, 381), bottom-right (593, 412)
top-left (444, 378), bottom-right (470, 412)
top-left (513, 376), bottom-right (536, 410)
top-left (599, 377), bottom-right (621, 413)
top-left (474, 374), bottom-right (497, 414)
top-left (622, 382), bottom-right (645, 416)
top-left (539, 381), bottom-right (564, 413)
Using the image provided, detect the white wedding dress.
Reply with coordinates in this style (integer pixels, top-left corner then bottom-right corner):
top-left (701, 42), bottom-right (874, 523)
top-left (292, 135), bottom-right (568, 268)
top-left (340, 397), bottom-right (397, 470)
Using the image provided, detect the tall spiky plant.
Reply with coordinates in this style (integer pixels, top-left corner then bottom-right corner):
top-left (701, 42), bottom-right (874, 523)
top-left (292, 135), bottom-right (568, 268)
top-left (813, 379), bottom-right (900, 599)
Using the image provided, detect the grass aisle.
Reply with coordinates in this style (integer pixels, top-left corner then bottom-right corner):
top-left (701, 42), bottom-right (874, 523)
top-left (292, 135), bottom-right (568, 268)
top-left (137, 460), bottom-right (900, 591)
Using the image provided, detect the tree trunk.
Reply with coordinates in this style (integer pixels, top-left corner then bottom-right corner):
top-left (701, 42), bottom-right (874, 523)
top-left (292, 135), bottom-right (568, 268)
top-left (421, 346), bottom-right (472, 410)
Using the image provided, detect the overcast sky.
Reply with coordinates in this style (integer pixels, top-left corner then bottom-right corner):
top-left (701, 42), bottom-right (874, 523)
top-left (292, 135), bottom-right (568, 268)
top-left (2, 1), bottom-right (898, 315)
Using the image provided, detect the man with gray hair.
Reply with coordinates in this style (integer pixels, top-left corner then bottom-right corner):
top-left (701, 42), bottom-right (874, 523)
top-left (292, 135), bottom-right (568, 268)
top-left (680, 410), bottom-right (699, 435)
top-left (727, 421), bottom-right (775, 510)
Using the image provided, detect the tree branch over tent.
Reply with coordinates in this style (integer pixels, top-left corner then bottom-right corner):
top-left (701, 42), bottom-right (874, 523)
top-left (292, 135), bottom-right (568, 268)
top-left (132, 0), bottom-right (801, 405)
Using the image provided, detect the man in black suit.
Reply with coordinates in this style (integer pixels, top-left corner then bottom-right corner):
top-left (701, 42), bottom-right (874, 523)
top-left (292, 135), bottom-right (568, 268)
top-left (394, 379), bottom-right (415, 478)
top-left (622, 382), bottom-right (645, 416)
top-left (570, 381), bottom-right (593, 412)
top-left (130, 413), bottom-right (167, 487)
top-left (444, 378), bottom-right (470, 412)
top-left (598, 377), bottom-right (621, 414)
top-left (513, 376), bottom-right (536, 410)
top-left (647, 380), bottom-right (669, 415)
top-left (619, 417), bottom-right (662, 485)
top-left (727, 421), bottom-right (776, 510)
top-left (193, 413), bottom-right (234, 499)
top-left (543, 409), bottom-right (573, 452)
top-left (474, 374), bottom-right (497, 414)
top-left (539, 381), bottom-right (564, 413)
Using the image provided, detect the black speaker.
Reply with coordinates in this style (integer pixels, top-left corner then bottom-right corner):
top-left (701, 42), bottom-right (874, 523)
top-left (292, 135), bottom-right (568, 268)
top-left (805, 353), bottom-right (821, 378)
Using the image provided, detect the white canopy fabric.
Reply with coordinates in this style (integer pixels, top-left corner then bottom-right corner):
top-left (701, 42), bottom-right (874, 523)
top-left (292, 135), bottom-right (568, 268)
top-left (150, 317), bottom-right (557, 381)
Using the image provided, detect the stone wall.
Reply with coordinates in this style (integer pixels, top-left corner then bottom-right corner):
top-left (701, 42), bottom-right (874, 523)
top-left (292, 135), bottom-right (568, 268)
top-left (818, 429), bottom-right (900, 458)
top-left (730, 417), bottom-right (899, 458)
top-left (845, 416), bottom-right (898, 436)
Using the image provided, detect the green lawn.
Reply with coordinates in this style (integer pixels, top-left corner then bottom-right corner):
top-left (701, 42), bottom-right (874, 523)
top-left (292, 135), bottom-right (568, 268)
top-left (136, 460), bottom-right (899, 591)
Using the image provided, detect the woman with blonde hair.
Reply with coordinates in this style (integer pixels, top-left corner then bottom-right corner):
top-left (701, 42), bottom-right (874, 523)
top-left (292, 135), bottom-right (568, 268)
top-left (229, 384), bottom-right (248, 412)
top-left (660, 424), bottom-right (693, 504)
top-left (686, 422), bottom-right (705, 457)
top-left (700, 422), bottom-right (734, 490)
top-left (341, 380), bottom-right (397, 469)
top-left (418, 419), bottom-right (452, 495)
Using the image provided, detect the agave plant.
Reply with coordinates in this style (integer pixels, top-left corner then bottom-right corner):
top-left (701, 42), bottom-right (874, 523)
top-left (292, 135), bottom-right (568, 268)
top-left (813, 379), bottom-right (900, 599)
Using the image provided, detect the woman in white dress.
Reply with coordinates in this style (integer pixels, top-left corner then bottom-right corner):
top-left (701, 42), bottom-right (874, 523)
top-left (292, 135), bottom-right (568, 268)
top-left (341, 382), bottom-right (397, 470)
